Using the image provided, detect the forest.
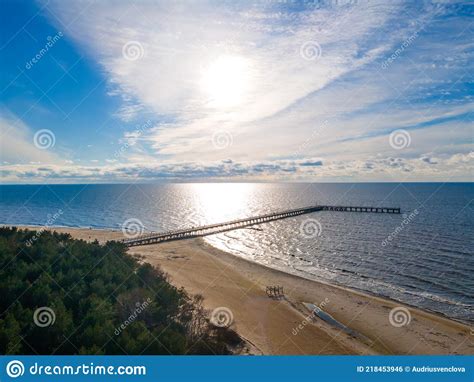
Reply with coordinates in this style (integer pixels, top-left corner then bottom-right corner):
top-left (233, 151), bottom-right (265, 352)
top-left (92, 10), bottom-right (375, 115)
top-left (0, 227), bottom-right (241, 355)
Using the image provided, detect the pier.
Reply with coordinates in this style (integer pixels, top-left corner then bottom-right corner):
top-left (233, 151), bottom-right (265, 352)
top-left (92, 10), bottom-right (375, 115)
top-left (122, 205), bottom-right (400, 247)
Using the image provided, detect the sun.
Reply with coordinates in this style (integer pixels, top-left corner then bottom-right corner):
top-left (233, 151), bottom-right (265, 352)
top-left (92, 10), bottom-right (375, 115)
top-left (200, 55), bottom-right (251, 108)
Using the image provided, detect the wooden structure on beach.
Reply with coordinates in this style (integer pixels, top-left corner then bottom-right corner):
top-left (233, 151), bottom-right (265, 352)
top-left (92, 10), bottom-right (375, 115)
top-left (266, 286), bottom-right (284, 299)
top-left (122, 204), bottom-right (400, 247)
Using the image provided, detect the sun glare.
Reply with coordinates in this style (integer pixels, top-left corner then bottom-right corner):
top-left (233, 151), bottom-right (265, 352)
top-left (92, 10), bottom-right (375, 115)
top-left (190, 183), bottom-right (256, 223)
top-left (200, 55), bottom-right (251, 108)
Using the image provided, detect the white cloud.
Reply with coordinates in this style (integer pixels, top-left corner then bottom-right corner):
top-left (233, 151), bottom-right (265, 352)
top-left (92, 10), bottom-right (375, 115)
top-left (5, 0), bottom-right (469, 182)
top-left (0, 112), bottom-right (60, 164)
top-left (45, 2), bottom-right (413, 150)
top-left (2, 151), bottom-right (472, 183)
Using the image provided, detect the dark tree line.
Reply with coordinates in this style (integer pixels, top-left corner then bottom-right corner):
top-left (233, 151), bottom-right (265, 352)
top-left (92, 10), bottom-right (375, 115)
top-left (0, 227), bottom-right (241, 355)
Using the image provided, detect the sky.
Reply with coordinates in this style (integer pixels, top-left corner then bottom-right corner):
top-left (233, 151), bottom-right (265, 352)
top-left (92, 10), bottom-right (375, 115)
top-left (0, 0), bottom-right (472, 183)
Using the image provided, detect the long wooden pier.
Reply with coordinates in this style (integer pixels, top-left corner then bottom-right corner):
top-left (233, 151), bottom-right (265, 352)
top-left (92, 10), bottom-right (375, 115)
top-left (122, 205), bottom-right (400, 247)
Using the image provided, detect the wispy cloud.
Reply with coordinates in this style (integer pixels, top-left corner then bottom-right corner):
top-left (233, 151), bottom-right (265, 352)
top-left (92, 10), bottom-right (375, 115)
top-left (1, 0), bottom-right (472, 182)
top-left (0, 111), bottom-right (60, 164)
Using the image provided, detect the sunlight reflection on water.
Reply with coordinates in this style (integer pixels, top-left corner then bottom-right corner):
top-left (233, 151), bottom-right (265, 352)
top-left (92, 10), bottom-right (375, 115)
top-left (0, 183), bottom-right (473, 322)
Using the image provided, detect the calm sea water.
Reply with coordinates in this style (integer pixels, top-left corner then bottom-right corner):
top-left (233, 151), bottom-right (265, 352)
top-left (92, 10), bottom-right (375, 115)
top-left (1, 183), bottom-right (473, 323)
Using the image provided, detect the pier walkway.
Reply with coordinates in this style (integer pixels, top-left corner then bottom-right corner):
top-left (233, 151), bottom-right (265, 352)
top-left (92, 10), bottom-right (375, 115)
top-left (122, 205), bottom-right (400, 247)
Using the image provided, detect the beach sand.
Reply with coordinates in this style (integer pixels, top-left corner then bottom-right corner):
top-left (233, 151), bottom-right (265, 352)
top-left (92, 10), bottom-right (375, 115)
top-left (13, 226), bottom-right (474, 355)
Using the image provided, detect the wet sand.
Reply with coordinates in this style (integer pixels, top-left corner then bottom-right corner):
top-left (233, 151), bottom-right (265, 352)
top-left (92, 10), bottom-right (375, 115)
top-left (12, 226), bottom-right (474, 355)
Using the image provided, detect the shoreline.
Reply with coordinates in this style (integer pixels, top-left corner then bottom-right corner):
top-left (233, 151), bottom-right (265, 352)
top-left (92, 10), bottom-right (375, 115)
top-left (7, 225), bottom-right (474, 355)
top-left (206, 236), bottom-right (472, 328)
top-left (9, 223), bottom-right (471, 326)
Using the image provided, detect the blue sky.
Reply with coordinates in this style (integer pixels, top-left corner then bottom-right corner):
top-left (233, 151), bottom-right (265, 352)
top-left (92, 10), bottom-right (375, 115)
top-left (0, 0), bottom-right (472, 183)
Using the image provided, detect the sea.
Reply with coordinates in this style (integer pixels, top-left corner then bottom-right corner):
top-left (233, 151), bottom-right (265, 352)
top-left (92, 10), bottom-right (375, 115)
top-left (0, 183), bottom-right (472, 323)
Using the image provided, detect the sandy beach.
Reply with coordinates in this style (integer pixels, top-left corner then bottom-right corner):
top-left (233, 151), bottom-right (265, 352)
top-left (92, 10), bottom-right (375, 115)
top-left (13, 226), bottom-right (474, 355)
